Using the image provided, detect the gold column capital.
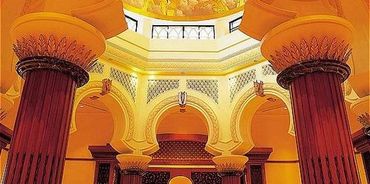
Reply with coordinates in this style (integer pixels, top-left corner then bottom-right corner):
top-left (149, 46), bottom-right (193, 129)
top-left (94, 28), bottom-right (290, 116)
top-left (259, 15), bottom-right (354, 89)
top-left (10, 12), bottom-right (106, 71)
top-left (212, 155), bottom-right (248, 173)
top-left (261, 15), bottom-right (354, 73)
top-left (116, 154), bottom-right (152, 171)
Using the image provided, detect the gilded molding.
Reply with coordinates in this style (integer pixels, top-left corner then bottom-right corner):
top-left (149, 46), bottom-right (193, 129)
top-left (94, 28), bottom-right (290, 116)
top-left (13, 34), bottom-right (97, 71)
top-left (104, 45), bottom-right (263, 74)
top-left (145, 96), bottom-right (219, 145)
top-left (269, 36), bottom-right (352, 73)
top-left (116, 154), bottom-right (152, 171)
top-left (16, 56), bottom-right (89, 87)
top-left (277, 60), bottom-right (351, 89)
top-left (212, 155), bottom-right (248, 172)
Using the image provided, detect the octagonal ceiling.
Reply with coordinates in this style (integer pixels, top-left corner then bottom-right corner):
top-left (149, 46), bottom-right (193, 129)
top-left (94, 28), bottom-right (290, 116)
top-left (122, 0), bottom-right (245, 20)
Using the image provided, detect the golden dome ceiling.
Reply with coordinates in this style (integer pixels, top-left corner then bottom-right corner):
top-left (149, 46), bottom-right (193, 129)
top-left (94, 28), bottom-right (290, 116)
top-left (122, 0), bottom-right (245, 20)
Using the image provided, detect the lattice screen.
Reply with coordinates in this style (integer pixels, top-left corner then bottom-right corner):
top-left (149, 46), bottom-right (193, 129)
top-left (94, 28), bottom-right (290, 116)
top-left (147, 79), bottom-right (179, 103)
top-left (229, 69), bottom-right (256, 101)
top-left (90, 62), bottom-right (104, 74)
top-left (151, 141), bottom-right (213, 161)
top-left (262, 64), bottom-right (277, 76)
top-left (186, 79), bottom-right (218, 103)
top-left (109, 68), bottom-right (137, 101)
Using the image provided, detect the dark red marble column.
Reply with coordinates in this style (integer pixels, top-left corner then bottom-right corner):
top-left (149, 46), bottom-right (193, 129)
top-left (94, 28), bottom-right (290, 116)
top-left (4, 57), bottom-right (88, 184)
top-left (277, 61), bottom-right (360, 184)
top-left (120, 170), bottom-right (144, 184)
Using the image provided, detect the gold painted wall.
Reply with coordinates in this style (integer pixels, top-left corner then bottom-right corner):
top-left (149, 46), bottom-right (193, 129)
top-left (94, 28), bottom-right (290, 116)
top-left (251, 98), bottom-right (301, 184)
top-left (265, 163), bottom-right (301, 184)
top-left (62, 98), bottom-right (115, 183)
top-left (63, 161), bottom-right (95, 184)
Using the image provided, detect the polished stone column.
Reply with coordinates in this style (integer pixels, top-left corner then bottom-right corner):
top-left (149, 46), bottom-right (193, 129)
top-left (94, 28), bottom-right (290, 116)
top-left (260, 16), bottom-right (360, 183)
top-left (213, 155), bottom-right (248, 184)
top-left (4, 12), bottom-right (105, 184)
top-left (4, 68), bottom-right (80, 184)
top-left (116, 154), bottom-right (152, 184)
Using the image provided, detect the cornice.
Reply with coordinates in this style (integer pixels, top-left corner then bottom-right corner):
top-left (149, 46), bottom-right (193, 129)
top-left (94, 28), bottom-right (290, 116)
top-left (102, 44), bottom-right (264, 75)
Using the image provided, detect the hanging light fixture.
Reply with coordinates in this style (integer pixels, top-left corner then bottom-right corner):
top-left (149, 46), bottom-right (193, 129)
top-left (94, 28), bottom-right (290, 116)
top-left (178, 91), bottom-right (187, 113)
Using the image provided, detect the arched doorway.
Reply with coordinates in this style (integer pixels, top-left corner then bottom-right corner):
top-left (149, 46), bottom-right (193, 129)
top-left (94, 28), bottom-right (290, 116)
top-left (247, 95), bottom-right (300, 184)
top-left (63, 92), bottom-right (115, 183)
top-left (143, 105), bottom-right (221, 184)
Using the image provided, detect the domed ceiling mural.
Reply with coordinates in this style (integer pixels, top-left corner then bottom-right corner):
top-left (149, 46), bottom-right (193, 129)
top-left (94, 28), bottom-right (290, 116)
top-left (122, 0), bottom-right (245, 20)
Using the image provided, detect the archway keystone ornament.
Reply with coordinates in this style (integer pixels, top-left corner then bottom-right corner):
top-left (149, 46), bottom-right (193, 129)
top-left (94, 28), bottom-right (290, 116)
top-left (4, 11), bottom-right (124, 184)
top-left (258, 15), bottom-right (360, 183)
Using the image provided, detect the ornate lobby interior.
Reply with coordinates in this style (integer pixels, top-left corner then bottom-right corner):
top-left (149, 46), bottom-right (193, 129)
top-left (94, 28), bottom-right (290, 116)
top-left (0, 0), bottom-right (369, 183)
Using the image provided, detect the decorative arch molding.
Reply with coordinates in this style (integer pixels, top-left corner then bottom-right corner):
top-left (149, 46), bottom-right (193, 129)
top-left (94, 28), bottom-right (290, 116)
top-left (71, 80), bottom-right (135, 152)
top-left (230, 83), bottom-right (294, 154)
top-left (145, 95), bottom-right (220, 155)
